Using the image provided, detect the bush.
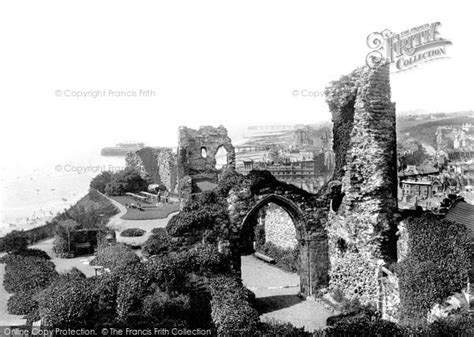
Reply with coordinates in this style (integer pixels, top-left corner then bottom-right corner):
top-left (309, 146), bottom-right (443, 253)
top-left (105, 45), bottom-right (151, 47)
top-left (258, 319), bottom-right (311, 336)
top-left (90, 171), bottom-right (114, 193)
top-left (143, 228), bottom-right (170, 257)
top-left (325, 314), bottom-right (402, 336)
top-left (104, 168), bottom-right (148, 196)
top-left (120, 228), bottom-right (146, 237)
top-left (166, 191), bottom-right (229, 241)
top-left (142, 289), bottom-right (191, 327)
top-left (424, 314), bottom-right (474, 336)
top-left (7, 289), bottom-right (38, 315)
top-left (1, 230), bottom-right (28, 253)
top-left (3, 255), bottom-right (58, 293)
top-left (397, 214), bottom-right (470, 322)
top-left (90, 244), bottom-right (140, 271)
top-left (53, 219), bottom-right (81, 258)
top-left (38, 277), bottom-right (95, 327)
top-left (258, 241), bottom-right (299, 273)
top-left (208, 275), bottom-right (259, 335)
top-left (63, 267), bottom-right (86, 279)
top-left (0, 248), bottom-right (50, 263)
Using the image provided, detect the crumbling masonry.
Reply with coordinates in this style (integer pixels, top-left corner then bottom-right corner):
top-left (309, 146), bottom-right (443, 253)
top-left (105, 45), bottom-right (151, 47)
top-left (175, 64), bottom-right (399, 304)
top-left (324, 63), bottom-right (398, 305)
top-left (177, 126), bottom-right (235, 207)
top-left (125, 147), bottom-right (177, 192)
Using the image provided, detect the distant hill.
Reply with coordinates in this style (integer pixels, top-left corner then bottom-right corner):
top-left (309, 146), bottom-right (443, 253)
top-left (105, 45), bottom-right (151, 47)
top-left (398, 115), bottom-right (474, 149)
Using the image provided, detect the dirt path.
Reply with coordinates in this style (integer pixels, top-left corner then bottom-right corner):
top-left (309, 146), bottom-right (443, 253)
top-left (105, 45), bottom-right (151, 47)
top-left (241, 255), bottom-right (334, 333)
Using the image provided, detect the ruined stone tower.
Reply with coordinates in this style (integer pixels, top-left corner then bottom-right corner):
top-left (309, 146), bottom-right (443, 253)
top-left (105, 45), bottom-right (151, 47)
top-left (177, 125), bottom-right (235, 207)
top-left (324, 64), bottom-right (398, 304)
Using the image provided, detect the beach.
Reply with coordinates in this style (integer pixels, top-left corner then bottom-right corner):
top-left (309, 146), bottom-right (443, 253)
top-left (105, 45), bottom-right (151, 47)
top-left (0, 150), bottom-right (125, 236)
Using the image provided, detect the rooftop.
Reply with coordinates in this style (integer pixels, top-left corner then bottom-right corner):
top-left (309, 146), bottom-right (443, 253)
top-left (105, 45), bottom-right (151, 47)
top-left (445, 201), bottom-right (474, 239)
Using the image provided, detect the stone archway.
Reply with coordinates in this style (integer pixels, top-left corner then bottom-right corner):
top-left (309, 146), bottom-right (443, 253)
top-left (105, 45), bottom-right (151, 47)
top-left (226, 171), bottom-right (330, 297)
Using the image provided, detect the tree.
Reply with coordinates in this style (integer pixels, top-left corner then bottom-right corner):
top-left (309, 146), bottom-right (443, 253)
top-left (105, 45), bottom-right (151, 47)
top-left (2, 230), bottom-right (28, 253)
top-left (104, 168), bottom-right (148, 196)
top-left (53, 219), bottom-right (81, 258)
top-left (90, 171), bottom-right (114, 193)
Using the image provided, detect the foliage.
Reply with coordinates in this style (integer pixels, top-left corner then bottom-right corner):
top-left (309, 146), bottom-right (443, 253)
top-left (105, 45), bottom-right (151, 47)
top-left (120, 228), bottom-right (146, 237)
top-left (143, 228), bottom-right (170, 257)
top-left (53, 219), bottom-right (81, 258)
top-left (38, 277), bottom-right (95, 327)
top-left (90, 171), bottom-right (114, 193)
top-left (258, 319), bottom-right (312, 336)
top-left (1, 230), bottom-right (28, 253)
top-left (7, 289), bottom-right (39, 315)
top-left (208, 275), bottom-right (259, 336)
top-left (90, 243), bottom-right (140, 272)
top-left (325, 314), bottom-right (403, 336)
top-left (63, 267), bottom-right (87, 279)
top-left (166, 191), bottom-right (229, 241)
top-left (396, 214), bottom-right (470, 322)
top-left (216, 169), bottom-right (245, 196)
top-left (422, 314), bottom-right (474, 336)
top-left (3, 255), bottom-right (58, 293)
top-left (104, 168), bottom-right (149, 196)
top-left (0, 248), bottom-right (50, 263)
top-left (141, 288), bottom-right (191, 327)
top-left (257, 241), bottom-right (299, 273)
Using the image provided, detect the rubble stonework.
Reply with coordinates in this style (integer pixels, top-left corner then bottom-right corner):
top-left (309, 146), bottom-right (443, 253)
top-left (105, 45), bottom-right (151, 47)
top-left (324, 64), bottom-right (398, 306)
top-left (263, 203), bottom-right (298, 249)
top-left (177, 125), bottom-right (235, 206)
top-left (125, 147), bottom-right (177, 192)
top-left (226, 171), bottom-right (330, 296)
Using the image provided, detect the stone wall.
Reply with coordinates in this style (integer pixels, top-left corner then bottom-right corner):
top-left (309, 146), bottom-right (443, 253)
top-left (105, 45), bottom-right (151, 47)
top-left (177, 125), bottom-right (235, 206)
top-left (226, 170), bottom-right (330, 296)
top-left (324, 64), bottom-right (398, 307)
top-left (263, 203), bottom-right (297, 249)
top-left (125, 147), bottom-right (177, 192)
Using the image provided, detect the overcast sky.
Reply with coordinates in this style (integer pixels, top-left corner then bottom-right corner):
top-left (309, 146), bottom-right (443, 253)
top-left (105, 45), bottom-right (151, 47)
top-left (1, 0), bottom-right (473, 160)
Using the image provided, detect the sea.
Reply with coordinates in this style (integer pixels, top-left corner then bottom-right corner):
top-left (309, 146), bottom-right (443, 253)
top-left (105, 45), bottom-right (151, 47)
top-left (0, 149), bottom-right (126, 237)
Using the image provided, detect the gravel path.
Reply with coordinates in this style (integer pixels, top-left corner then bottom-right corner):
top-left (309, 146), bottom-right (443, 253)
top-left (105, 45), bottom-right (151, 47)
top-left (241, 255), bottom-right (334, 333)
top-left (105, 196), bottom-right (177, 246)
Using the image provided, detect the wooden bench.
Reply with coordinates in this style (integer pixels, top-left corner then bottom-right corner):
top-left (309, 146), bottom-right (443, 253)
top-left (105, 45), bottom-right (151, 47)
top-left (254, 252), bottom-right (275, 264)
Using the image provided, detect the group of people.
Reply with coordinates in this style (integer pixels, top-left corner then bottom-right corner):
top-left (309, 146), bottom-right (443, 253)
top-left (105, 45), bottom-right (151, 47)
top-left (156, 190), bottom-right (170, 203)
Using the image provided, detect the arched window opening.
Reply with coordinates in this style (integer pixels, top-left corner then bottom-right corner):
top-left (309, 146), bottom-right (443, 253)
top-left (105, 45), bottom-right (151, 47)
top-left (201, 147), bottom-right (207, 158)
top-left (215, 146), bottom-right (228, 169)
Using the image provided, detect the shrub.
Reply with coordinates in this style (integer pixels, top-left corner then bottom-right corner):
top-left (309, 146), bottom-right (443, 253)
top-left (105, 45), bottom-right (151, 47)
top-left (143, 228), bottom-right (170, 257)
top-left (63, 267), bottom-right (86, 279)
top-left (424, 314), bottom-right (474, 336)
top-left (1, 230), bottom-right (28, 253)
top-left (142, 288), bottom-right (191, 327)
top-left (53, 219), bottom-right (81, 258)
top-left (208, 275), bottom-right (259, 335)
top-left (90, 244), bottom-right (140, 271)
top-left (38, 277), bottom-right (95, 327)
top-left (7, 289), bottom-right (38, 315)
top-left (104, 168), bottom-right (148, 196)
top-left (145, 252), bottom-right (190, 293)
top-left (258, 319), bottom-right (311, 336)
top-left (189, 243), bottom-right (231, 276)
top-left (397, 214), bottom-right (470, 322)
top-left (3, 255), bottom-right (58, 293)
top-left (120, 228), bottom-right (146, 237)
top-left (90, 171), bottom-right (114, 193)
top-left (216, 169), bottom-right (245, 196)
top-left (325, 314), bottom-right (402, 336)
top-left (258, 241), bottom-right (299, 273)
top-left (0, 248), bottom-right (50, 263)
top-left (166, 191), bottom-right (229, 242)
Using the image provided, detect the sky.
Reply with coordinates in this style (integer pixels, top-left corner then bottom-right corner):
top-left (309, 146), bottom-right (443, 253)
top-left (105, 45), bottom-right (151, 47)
top-left (0, 0), bottom-right (473, 163)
